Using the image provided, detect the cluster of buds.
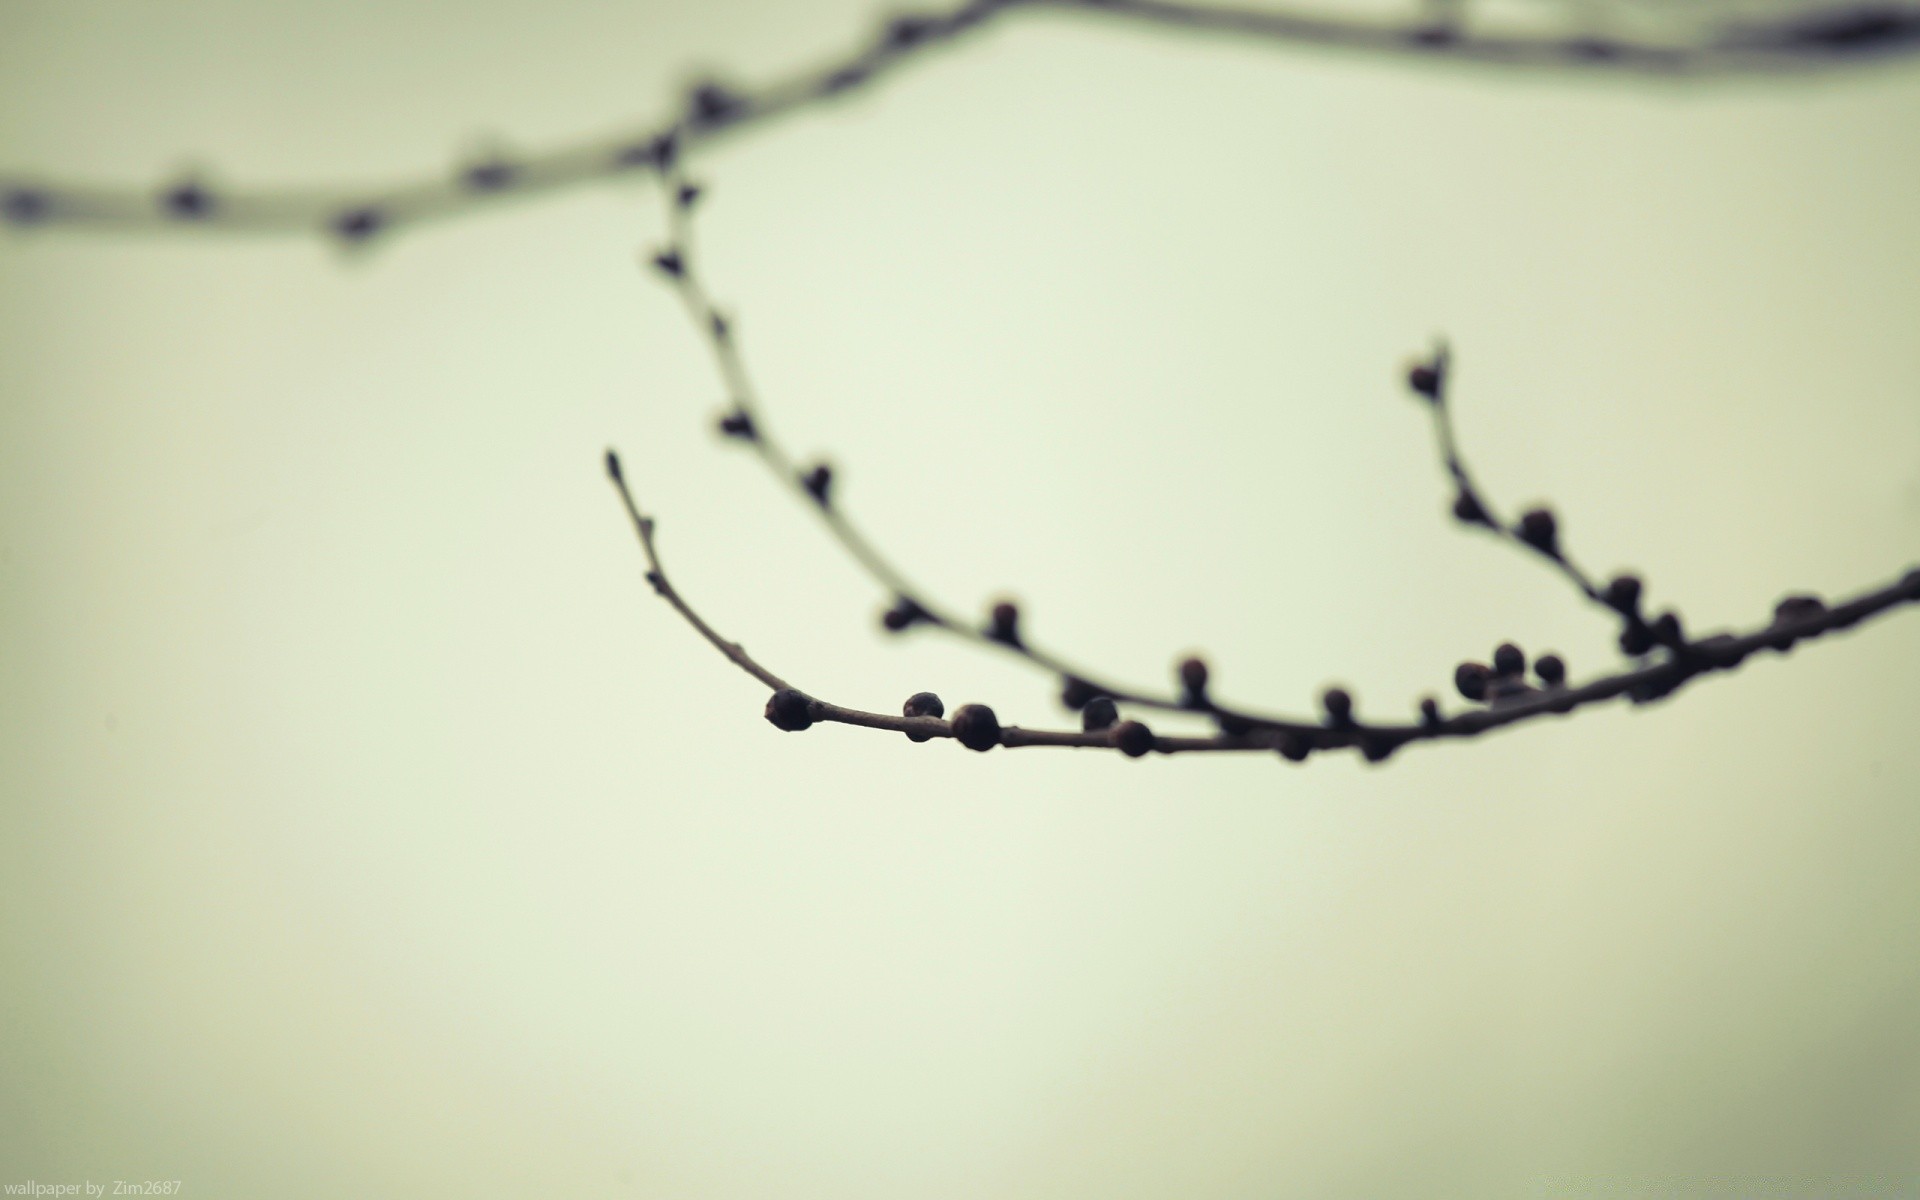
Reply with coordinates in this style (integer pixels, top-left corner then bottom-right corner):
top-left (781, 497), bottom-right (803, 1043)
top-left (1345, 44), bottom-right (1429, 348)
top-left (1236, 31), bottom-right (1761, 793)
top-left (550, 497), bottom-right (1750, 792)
top-left (1454, 641), bottom-right (1568, 706)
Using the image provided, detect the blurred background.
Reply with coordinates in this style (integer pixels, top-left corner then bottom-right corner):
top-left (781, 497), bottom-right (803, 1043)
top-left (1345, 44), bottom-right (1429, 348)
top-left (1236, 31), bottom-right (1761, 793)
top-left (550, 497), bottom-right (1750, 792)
top-left (3, 1), bottom-right (1918, 1195)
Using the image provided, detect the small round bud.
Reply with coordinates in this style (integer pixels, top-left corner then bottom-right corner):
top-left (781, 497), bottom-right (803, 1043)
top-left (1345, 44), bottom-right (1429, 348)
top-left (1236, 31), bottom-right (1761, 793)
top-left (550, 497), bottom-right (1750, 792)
top-left (1178, 656), bottom-right (1209, 704)
top-left (3, 188), bottom-right (50, 224)
top-left (162, 181), bottom-right (214, 219)
top-left (1321, 687), bottom-right (1354, 728)
top-left (1651, 610), bottom-right (1685, 648)
top-left (1773, 594), bottom-right (1825, 624)
top-left (987, 601), bottom-right (1021, 647)
top-left (1081, 696), bottom-right (1119, 732)
top-left (688, 81), bottom-right (743, 126)
top-left (903, 691), bottom-right (944, 742)
top-left (651, 248), bottom-right (685, 279)
top-left (1492, 642), bottom-right (1525, 677)
top-left (1516, 508), bottom-right (1559, 557)
top-left (1454, 662), bottom-right (1491, 702)
top-left (1406, 353), bottom-right (1445, 402)
top-left (1277, 734), bottom-right (1311, 763)
top-left (1605, 574), bottom-right (1643, 616)
top-left (463, 159), bottom-right (517, 191)
top-left (1534, 654), bottom-right (1566, 688)
top-left (950, 704), bottom-right (1001, 752)
top-left (1452, 490), bottom-right (1491, 527)
top-left (1060, 677), bottom-right (1098, 711)
top-left (1419, 696), bottom-right (1442, 727)
top-left (717, 410), bottom-right (756, 439)
top-left (1619, 621), bottom-right (1655, 657)
top-left (675, 181), bottom-right (703, 209)
top-left (1111, 719), bottom-right (1154, 758)
top-left (880, 596), bottom-right (928, 633)
top-left (1361, 736), bottom-right (1396, 764)
top-left (764, 688), bottom-right (815, 732)
top-left (333, 206), bottom-right (384, 242)
top-left (801, 463), bottom-right (833, 505)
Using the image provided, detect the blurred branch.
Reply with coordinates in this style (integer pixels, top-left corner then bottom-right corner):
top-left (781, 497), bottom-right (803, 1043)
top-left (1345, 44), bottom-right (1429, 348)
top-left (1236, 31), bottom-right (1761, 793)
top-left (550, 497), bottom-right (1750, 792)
top-left (621, 147), bottom-right (1920, 764)
top-left (5, 0), bottom-right (1919, 245)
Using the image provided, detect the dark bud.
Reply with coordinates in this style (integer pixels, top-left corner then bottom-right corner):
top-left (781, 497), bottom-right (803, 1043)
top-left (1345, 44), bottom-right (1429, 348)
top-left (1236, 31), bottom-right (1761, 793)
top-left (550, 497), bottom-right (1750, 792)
top-left (903, 691), bottom-right (944, 742)
top-left (1651, 610), bottom-right (1685, 649)
top-left (1081, 696), bottom-right (1119, 732)
top-left (332, 206), bottom-right (384, 242)
top-left (3, 188), bottom-right (49, 224)
top-left (764, 688), bottom-right (816, 732)
top-left (1604, 574), bottom-right (1643, 617)
top-left (1534, 653), bottom-right (1566, 688)
top-left (717, 410), bottom-right (756, 440)
top-left (1516, 508), bottom-right (1559, 557)
top-left (1321, 686), bottom-right (1354, 729)
top-left (709, 311), bottom-right (731, 341)
top-left (1216, 712), bottom-right (1254, 738)
top-left (950, 703), bottom-right (1001, 752)
top-left (651, 248), bottom-right (685, 279)
top-left (1277, 734), bottom-right (1312, 763)
top-left (162, 181), bottom-right (214, 219)
top-left (1453, 489), bottom-right (1492, 527)
top-left (1111, 719), bottom-right (1155, 759)
top-left (987, 600), bottom-right (1022, 647)
top-left (675, 181), bottom-right (703, 209)
top-left (688, 81), bottom-right (743, 126)
top-left (801, 463), bottom-right (833, 506)
top-left (1619, 621), bottom-right (1655, 657)
top-left (1454, 661), bottom-right (1491, 702)
top-left (1059, 677), bottom-right (1098, 711)
top-left (1361, 736), bottom-right (1396, 764)
top-left (1492, 642), bottom-right (1525, 678)
top-left (1178, 656), bottom-right (1210, 706)
top-left (1419, 696), bottom-right (1442, 727)
top-left (463, 159), bottom-right (517, 190)
top-left (604, 449), bottom-right (624, 483)
top-left (903, 691), bottom-right (944, 719)
top-left (1406, 351), bottom-right (1446, 402)
top-left (1773, 594), bottom-right (1826, 625)
top-left (881, 596), bottom-right (930, 633)
top-left (885, 14), bottom-right (934, 46)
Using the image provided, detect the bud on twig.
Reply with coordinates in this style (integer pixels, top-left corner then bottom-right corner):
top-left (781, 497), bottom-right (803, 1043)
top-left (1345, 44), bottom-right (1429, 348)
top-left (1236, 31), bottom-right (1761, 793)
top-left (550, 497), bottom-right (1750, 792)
top-left (765, 688), bottom-right (816, 732)
top-left (950, 703), bottom-right (1001, 752)
top-left (1112, 719), bottom-right (1155, 758)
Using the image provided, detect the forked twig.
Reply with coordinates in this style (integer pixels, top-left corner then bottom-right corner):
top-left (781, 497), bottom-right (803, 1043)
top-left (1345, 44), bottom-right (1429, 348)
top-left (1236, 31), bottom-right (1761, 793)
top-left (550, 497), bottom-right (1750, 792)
top-left (614, 148), bottom-right (1920, 765)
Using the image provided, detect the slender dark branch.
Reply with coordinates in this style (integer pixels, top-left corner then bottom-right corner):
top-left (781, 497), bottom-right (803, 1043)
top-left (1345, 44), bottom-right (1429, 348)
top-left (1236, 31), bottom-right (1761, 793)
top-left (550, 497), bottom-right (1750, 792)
top-left (605, 446), bottom-right (1302, 755)
top-left (636, 169), bottom-right (1920, 765)
top-left (649, 149), bottom-right (1334, 739)
top-left (1410, 342), bottom-right (1609, 611)
top-left (7, 0), bottom-right (1918, 243)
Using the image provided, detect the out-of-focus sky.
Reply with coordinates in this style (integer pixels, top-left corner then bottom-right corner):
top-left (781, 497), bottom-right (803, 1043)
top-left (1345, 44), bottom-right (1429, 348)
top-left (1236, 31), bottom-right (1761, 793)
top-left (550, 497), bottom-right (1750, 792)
top-left (3, 2), bottom-right (1918, 1195)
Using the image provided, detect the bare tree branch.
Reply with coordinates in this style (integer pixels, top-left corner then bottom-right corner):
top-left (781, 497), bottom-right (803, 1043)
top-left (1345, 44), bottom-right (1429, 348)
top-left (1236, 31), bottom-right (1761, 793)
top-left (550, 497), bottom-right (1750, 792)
top-left (619, 147), bottom-right (1920, 765)
top-left (5, 0), bottom-right (1917, 244)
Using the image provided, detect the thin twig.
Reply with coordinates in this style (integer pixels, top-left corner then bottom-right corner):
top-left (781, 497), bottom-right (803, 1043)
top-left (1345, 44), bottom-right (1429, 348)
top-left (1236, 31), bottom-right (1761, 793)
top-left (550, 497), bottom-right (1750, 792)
top-left (630, 161), bottom-right (1920, 765)
top-left (6, 0), bottom-right (1918, 243)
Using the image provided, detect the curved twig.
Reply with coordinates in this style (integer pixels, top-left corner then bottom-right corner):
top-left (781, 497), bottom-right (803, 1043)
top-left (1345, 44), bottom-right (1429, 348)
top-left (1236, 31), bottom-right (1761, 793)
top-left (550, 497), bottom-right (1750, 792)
top-left (6, 0), bottom-right (1918, 244)
top-left (628, 155), bottom-right (1920, 765)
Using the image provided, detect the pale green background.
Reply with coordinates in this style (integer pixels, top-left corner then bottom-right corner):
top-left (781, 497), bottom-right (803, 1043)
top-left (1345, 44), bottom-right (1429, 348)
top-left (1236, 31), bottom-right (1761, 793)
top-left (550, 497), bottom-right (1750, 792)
top-left (3, 2), bottom-right (1918, 1196)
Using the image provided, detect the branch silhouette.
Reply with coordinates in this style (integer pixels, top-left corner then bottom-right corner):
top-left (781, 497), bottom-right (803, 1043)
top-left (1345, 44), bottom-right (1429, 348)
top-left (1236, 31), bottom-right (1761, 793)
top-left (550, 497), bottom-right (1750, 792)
top-left (613, 142), bottom-right (1920, 764)
top-left (5, 0), bottom-right (1918, 244)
